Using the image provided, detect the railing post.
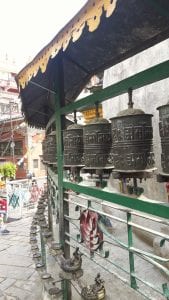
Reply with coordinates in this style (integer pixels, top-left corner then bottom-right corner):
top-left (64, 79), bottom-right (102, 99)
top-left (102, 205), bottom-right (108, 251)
top-left (127, 212), bottom-right (137, 290)
top-left (40, 229), bottom-right (46, 267)
top-left (47, 172), bottom-right (53, 232)
top-left (54, 56), bottom-right (72, 299)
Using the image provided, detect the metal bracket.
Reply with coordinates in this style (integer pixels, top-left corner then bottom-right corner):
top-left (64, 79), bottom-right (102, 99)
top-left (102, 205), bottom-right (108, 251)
top-left (162, 283), bottom-right (169, 300)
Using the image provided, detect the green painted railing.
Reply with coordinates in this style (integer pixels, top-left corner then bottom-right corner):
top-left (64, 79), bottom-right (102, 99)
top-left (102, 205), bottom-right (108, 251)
top-left (60, 60), bottom-right (169, 115)
top-left (63, 181), bottom-right (169, 220)
top-left (47, 167), bottom-right (169, 299)
top-left (63, 185), bottom-right (169, 300)
top-left (46, 59), bottom-right (169, 300)
top-left (46, 169), bottom-right (169, 299)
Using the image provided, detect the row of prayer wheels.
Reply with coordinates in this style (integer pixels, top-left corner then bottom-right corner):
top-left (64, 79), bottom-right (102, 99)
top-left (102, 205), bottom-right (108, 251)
top-left (63, 104), bottom-right (154, 173)
top-left (42, 93), bottom-right (169, 176)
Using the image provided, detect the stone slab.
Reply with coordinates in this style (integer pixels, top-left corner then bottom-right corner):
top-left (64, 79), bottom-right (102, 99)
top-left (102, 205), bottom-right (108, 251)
top-left (5, 245), bottom-right (31, 257)
top-left (0, 255), bottom-right (32, 268)
top-left (0, 279), bottom-right (16, 291)
top-left (0, 279), bottom-right (5, 284)
top-left (14, 279), bottom-right (42, 293)
top-left (0, 265), bottom-right (34, 281)
top-left (4, 286), bottom-right (31, 300)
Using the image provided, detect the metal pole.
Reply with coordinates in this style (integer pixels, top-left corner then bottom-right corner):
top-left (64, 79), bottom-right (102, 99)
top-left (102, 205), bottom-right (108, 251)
top-left (127, 212), bottom-right (137, 290)
top-left (9, 101), bottom-right (15, 163)
top-left (40, 230), bottom-right (46, 267)
top-left (47, 171), bottom-right (53, 232)
top-left (54, 55), bottom-right (71, 300)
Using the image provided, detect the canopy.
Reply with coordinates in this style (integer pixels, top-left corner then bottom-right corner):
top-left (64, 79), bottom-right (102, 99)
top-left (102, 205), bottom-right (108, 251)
top-left (16, 0), bottom-right (169, 128)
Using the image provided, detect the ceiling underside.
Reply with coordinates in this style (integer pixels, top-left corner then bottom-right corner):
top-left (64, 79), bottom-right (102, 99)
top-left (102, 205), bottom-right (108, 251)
top-left (17, 0), bottom-right (169, 128)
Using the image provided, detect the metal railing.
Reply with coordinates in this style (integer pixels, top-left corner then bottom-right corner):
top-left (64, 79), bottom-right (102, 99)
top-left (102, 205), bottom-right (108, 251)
top-left (43, 59), bottom-right (169, 299)
top-left (45, 168), bottom-right (169, 299)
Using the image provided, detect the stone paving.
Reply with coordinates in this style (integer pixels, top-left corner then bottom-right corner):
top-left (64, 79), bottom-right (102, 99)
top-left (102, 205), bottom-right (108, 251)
top-left (1, 199), bottom-right (165, 300)
top-left (0, 205), bottom-right (145, 300)
top-left (0, 209), bottom-right (42, 300)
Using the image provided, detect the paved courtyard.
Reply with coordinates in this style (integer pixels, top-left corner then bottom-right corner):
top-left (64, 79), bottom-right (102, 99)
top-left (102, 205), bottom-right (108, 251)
top-left (0, 209), bottom-right (42, 300)
top-left (0, 200), bottom-right (166, 300)
top-left (0, 205), bottom-right (145, 300)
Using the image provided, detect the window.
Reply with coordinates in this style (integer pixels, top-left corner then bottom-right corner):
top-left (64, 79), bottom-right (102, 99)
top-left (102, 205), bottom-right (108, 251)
top-left (14, 141), bottom-right (23, 155)
top-left (0, 142), bottom-right (10, 156)
top-left (0, 103), bottom-right (10, 114)
top-left (33, 159), bottom-right (38, 168)
top-left (11, 103), bottom-right (19, 114)
top-left (0, 141), bottom-right (23, 157)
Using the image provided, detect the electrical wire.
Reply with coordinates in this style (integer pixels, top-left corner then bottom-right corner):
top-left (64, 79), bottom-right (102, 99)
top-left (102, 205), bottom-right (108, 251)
top-left (0, 121), bottom-right (23, 157)
top-left (1, 138), bottom-right (12, 157)
top-left (0, 120), bottom-right (6, 140)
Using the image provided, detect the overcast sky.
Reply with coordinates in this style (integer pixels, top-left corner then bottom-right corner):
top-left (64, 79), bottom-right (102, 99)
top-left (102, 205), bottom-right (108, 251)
top-left (0, 0), bottom-right (87, 70)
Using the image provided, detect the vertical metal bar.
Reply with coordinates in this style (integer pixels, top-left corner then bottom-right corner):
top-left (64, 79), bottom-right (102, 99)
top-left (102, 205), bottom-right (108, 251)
top-left (54, 56), bottom-right (71, 300)
top-left (47, 170), bottom-right (53, 232)
top-left (63, 190), bottom-right (70, 246)
top-left (127, 212), bottom-right (137, 289)
top-left (55, 102), bottom-right (64, 245)
top-left (162, 283), bottom-right (169, 300)
top-left (55, 99), bottom-right (71, 300)
top-left (48, 198), bottom-right (53, 231)
top-left (40, 230), bottom-right (46, 267)
top-left (63, 192), bottom-right (71, 299)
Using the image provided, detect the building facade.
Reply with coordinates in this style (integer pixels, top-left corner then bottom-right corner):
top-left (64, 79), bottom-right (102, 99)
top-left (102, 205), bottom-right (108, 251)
top-left (0, 59), bottom-right (46, 179)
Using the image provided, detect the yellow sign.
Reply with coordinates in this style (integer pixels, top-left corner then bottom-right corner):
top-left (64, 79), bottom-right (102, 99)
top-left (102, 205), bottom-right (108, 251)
top-left (82, 106), bottom-right (103, 123)
top-left (0, 181), bottom-right (5, 189)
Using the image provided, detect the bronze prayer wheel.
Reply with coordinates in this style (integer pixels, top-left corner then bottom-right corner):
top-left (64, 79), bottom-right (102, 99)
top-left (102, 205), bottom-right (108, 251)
top-left (42, 138), bottom-right (48, 163)
top-left (63, 123), bottom-right (84, 167)
top-left (110, 107), bottom-right (154, 171)
top-left (157, 103), bottom-right (169, 174)
top-left (83, 117), bottom-right (112, 168)
top-left (46, 131), bottom-right (57, 164)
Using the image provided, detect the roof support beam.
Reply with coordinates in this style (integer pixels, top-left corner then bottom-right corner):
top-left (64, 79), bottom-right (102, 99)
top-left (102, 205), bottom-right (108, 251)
top-left (64, 53), bottom-right (90, 75)
top-left (147, 0), bottom-right (169, 18)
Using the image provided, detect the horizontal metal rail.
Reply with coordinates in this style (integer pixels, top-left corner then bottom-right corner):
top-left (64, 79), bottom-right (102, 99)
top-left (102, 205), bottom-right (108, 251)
top-left (46, 58), bottom-right (169, 300)
top-left (63, 183), bottom-right (169, 300)
top-left (64, 198), bottom-right (126, 224)
top-left (64, 235), bottom-right (165, 300)
top-left (60, 60), bottom-right (169, 115)
top-left (128, 222), bottom-right (169, 241)
top-left (63, 181), bottom-right (169, 219)
top-left (65, 197), bottom-right (169, 236)
top-left (64, 238), bottom-right (129, 284)
top-left (66, 191), bottom-right (169, 225)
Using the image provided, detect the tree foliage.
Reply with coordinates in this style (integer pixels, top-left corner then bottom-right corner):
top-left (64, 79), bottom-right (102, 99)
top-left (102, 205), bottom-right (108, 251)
top-left (0, 162), bottom-right (17, 180)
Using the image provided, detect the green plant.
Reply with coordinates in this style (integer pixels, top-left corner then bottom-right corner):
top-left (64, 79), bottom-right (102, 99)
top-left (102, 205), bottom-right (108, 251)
top-left (0, 165), bottom-right (2, 176)
top-left (0, 162), bottom-right (17, 180)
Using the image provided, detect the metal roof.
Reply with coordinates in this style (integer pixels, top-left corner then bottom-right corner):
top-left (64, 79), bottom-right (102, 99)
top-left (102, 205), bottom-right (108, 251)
top-left (16, 0), bottom-right (169, 128)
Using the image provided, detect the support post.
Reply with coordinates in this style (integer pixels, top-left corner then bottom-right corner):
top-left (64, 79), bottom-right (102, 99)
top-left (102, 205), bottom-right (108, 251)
top-left (54, 56), bottom-right (71, 300)
top-left (47, 170), bottom-right (53, 232)
top-left (127, 212), bottom-right (137, 290)
top-left (40, 229), bottom-right (46, 268)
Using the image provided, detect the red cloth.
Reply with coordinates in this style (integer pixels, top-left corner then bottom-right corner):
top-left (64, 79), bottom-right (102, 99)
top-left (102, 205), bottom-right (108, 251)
top-left (80, 210), bottom-right (103, 251)
top-left (0, 198), bottom-right (7, 211)
top-left (166, 182), bottom-right (169, 193)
